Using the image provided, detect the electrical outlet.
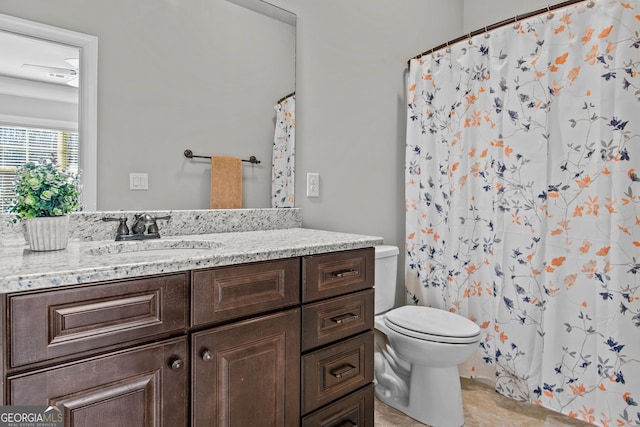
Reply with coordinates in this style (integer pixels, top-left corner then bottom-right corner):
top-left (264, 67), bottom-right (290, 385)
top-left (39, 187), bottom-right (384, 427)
top-left (306, 173), bottom-right (319, 197)
top-left (129, 173), bottom-right (149, 190)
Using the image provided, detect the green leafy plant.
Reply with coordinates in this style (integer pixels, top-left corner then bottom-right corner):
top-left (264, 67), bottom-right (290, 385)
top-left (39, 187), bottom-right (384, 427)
top-left (8, 159), bottom-right (82, 221)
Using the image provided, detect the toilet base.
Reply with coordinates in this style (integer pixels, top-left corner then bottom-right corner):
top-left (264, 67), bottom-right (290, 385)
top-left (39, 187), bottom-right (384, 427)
top-left (375, 364), bottom-right (465, 427)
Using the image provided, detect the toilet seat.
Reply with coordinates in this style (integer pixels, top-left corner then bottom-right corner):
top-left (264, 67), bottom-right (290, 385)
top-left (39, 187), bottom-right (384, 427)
top-left (384, 306), bottom-right (481, 344)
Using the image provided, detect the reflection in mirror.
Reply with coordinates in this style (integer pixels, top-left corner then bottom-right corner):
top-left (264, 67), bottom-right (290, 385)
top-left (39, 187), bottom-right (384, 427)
top-left (0, 31), bottom-right (79, 214)
top-left (0, 0), bottom-right (293, 212)
top-left (272, 91), bottom-right (295, 208)
top-left (0, 14), bottom-right (97, 212)
top-left (179, 0), bottom-right (296, 210)
top-left (183, 0), bottom-right (296, 209)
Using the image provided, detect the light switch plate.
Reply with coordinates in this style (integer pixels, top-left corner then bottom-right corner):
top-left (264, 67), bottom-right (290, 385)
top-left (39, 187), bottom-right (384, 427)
top-left (129, 173), bottom-right (149, 190)
top-left (306, 173), bottom-right (319, 197)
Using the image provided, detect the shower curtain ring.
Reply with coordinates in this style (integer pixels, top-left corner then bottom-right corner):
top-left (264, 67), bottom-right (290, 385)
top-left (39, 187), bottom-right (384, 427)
top-left (446, 42), bottom-right (451, 53)
top-left (546, 4), bottom-right (554, 19)
top-left (513, 16), bottom-right (519, 29)
top-left (586, 0), bottom-right (595, 7)
top-left (484, 26), bottom-right (490, 39)
top-left (468, 33), bottom-right (473, 45)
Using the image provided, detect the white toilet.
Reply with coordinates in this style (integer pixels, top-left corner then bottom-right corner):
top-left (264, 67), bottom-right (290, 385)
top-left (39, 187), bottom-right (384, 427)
top-left (374, 245), bottom-right (481, 427)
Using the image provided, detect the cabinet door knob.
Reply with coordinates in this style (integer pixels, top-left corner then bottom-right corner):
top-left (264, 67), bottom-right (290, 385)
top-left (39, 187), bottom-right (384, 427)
top-left (170, 358), bottom-right (184, 371)
top-left (335, 422), bottom-right (357, 427)
top-left (201, 350), bottom-right (213, 362)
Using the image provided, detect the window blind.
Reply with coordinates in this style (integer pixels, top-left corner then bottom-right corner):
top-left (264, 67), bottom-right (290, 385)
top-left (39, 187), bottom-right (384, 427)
top-left (0, 126), bottom-right (78, 212)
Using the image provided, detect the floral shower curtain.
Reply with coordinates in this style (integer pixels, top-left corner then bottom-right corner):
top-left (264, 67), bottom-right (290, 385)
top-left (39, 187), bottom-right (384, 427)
top-left (405, 1), bottom-right (640, 425)
top-left (272, 95), bottom-right (295, 208)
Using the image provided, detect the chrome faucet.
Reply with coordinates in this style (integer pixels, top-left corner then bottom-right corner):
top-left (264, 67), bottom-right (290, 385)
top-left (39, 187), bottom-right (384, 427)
top-left (102, 213), bottom-right (171, 241)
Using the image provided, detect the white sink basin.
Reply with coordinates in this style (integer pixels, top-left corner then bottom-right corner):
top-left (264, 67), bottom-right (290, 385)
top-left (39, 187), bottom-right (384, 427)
top-left (86, 239), bottom-right (222, 257)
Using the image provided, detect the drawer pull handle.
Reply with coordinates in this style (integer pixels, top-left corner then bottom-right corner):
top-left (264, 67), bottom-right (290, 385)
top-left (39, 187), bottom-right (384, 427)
top-left (201, 350), bottom-right (213, 362)
top-left (330, 269), bottom-right (359, 279)
top-left (331, 364), bottom-right (356, 379)
top-left (335, 422), bottom-right (356, 427)
top-left (331, 313), bottom-right (359, 324)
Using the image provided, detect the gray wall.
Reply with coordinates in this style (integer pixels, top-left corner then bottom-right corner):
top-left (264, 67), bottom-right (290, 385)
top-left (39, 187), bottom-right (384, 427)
top-left (266, 0), bottom-right (464, 305)
top-left (275, 0), bottom-right (463, 243)
top-left (463, 0), bottom-right (551, 32)
top-left (0, 0), bottom-right (294, 210)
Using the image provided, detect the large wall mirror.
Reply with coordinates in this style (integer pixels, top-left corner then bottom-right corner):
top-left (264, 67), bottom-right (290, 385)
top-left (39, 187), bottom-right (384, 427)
top-left (0, 0), bottom-right (295, 212)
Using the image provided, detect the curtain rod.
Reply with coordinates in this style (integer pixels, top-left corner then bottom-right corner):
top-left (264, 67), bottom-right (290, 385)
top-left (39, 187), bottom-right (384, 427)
top-left (276, 91), bottom-right (295, 105)
top-left (407, 0), bottom-right (594, 68)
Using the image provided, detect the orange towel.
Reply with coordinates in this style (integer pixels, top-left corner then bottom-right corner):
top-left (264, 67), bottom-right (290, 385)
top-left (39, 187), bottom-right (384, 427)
top-left (210, 156), bottom-right (242, 209)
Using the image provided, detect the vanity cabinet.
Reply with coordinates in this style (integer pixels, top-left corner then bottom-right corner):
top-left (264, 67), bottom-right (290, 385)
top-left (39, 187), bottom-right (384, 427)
top-left (0, 247), bottom-right (374, 426)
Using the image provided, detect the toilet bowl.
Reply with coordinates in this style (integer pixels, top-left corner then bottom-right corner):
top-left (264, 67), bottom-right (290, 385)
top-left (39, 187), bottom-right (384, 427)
top-left (374, 246), bottom-right (481, 427)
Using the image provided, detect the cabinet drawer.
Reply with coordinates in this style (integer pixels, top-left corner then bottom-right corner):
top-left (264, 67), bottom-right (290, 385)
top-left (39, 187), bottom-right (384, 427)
top-left (303, 248), bottom-right (374, 303)
top-left (191, 258), bottom-right (300, 326)
top-left (302, 289), bottom-right (374, 352)
top-left (8, 273), bottom-right (189, 368)
top-left (302, 331), bottom-right (374, 414)
top-left (302, 384), bottom-right (374, 427)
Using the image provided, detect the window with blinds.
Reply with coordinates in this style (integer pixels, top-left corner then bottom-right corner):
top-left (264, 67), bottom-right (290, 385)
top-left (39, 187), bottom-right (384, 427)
top-left (0, 126), bottom-right (79, 213)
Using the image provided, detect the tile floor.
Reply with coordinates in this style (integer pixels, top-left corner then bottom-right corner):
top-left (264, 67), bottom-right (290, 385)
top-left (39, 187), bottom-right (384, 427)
top-left (374, 378), bottom-right (594, 426)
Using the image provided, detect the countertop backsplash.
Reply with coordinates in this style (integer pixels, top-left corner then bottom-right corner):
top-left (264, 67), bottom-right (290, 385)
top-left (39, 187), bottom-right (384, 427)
top-left (0, 208), bottom-right (302, 245)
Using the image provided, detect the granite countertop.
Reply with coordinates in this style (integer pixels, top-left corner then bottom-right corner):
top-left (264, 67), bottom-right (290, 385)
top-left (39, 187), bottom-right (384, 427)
top-left (0, 228), bottom-right (384, 293)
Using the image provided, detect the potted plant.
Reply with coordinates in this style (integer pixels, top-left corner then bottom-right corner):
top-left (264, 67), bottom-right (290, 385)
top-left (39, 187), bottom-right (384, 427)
top-left (8, 159), bottom-right (82, 251)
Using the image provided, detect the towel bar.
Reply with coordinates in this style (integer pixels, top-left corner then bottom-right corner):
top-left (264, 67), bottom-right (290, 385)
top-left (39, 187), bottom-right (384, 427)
top-left (184, 149), bottom-right (261, 165)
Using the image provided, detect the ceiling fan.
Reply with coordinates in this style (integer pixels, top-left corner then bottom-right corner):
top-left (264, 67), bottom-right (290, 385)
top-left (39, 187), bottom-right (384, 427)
top-left (21, 58), bottom-right (79, 87)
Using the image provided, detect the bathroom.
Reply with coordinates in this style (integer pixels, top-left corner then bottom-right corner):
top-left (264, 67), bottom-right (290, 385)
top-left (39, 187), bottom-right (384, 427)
top-left (0, 0), bottom-right (638, 426)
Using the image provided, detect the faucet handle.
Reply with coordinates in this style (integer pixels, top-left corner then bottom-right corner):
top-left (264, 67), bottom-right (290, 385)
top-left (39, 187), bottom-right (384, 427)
top-left (101, 216), bottom-right (126, 222)
top-left (147, 215), bottom-right (170, 235)
top-left (102, 216), bottom-right (129, 238)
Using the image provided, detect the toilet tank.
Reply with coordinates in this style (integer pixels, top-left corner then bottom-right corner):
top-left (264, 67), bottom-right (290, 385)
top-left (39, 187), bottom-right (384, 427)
top-left (374, 245), bottom-right (399, 314)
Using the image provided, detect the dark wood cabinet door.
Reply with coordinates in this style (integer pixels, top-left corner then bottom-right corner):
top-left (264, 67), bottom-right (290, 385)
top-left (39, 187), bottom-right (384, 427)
top-left (192, 308), bottom-right (300, 427)
top-left (7, 337), bottom-right (188, 427)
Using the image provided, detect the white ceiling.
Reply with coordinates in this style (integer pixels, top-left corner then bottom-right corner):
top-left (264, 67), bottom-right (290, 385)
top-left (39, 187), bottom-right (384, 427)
top-left (0, 30), bottom-right (80, 86)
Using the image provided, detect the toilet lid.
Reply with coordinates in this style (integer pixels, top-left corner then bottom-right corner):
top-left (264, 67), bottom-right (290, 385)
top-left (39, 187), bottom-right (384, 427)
top-left (385, 306), bottom-right (481, 344)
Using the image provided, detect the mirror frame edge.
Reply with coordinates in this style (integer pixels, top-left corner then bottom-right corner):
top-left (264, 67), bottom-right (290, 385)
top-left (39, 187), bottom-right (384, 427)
top-left (0, 13), bottom-right (98, 211)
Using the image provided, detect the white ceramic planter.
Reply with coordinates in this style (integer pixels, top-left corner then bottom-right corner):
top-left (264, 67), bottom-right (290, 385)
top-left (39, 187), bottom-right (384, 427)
top-left (24, 215), bottom-right (70, 251)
